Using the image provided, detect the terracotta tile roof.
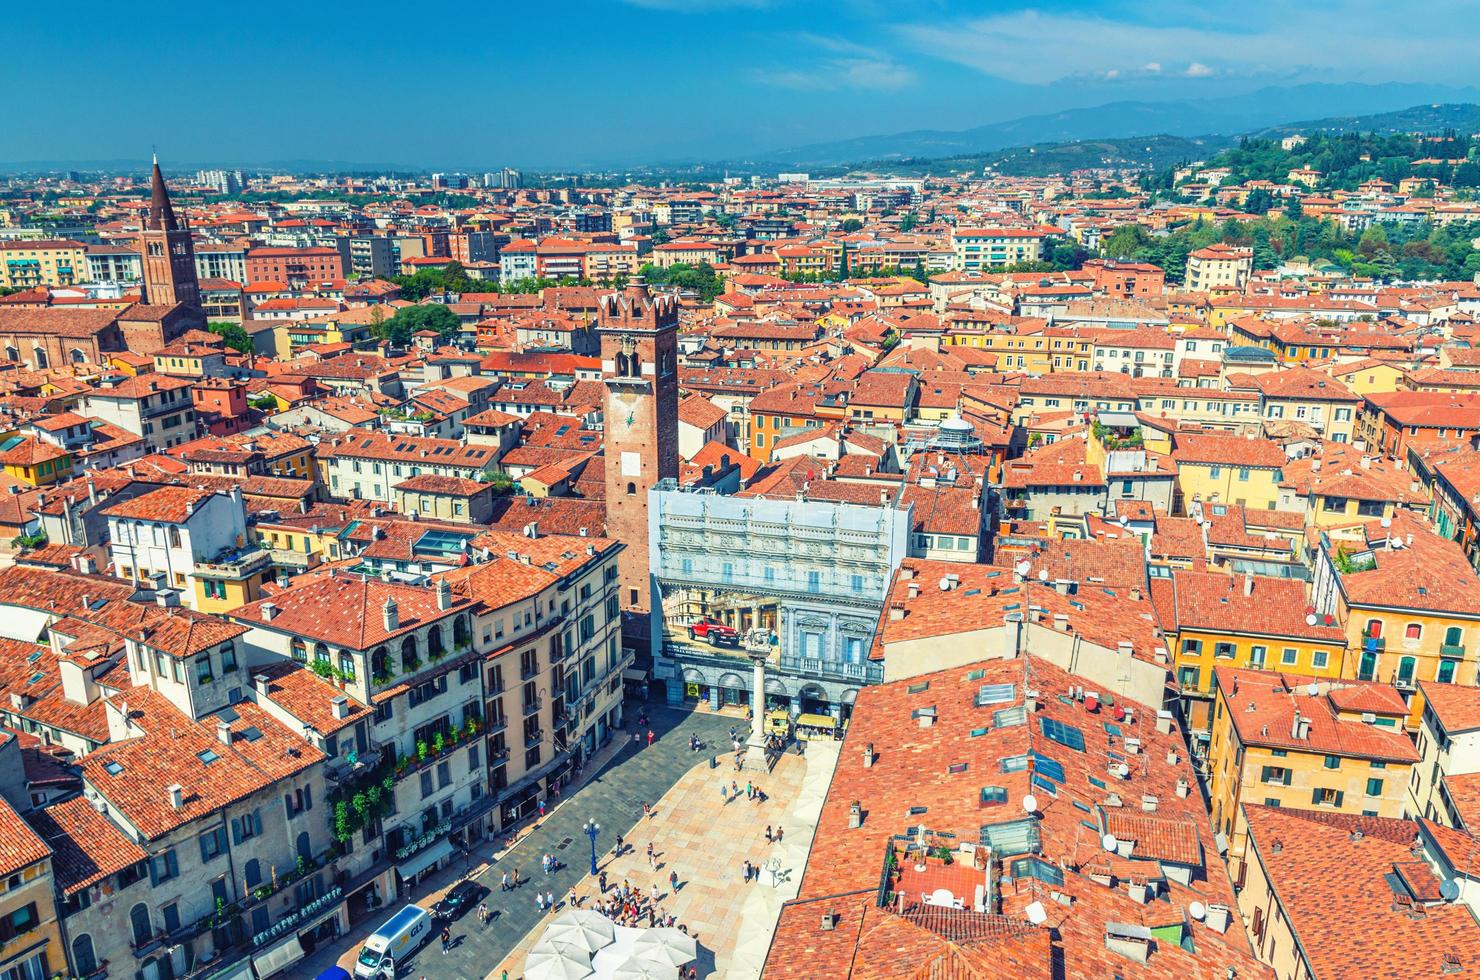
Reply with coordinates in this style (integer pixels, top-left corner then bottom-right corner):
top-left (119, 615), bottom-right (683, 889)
top-left (100, 485), bottom-right (216, 524)
top-left (1215, 668), bottom-right (1416, 762)
top-left (783, 656), bottom-right (1266, 978)
top-left (1243, 805), bottom-right (1480, 978)
top-left (0, 794), bottom-right (48, 878)
top-left (232, 570), bottom-right (471, 651)
top-left (1157, 570), bottom-right (1343, 643)
top-left (1172, 432), bottom-right (1286, 468)
top-left (29, 795), bottom-right (145, 895)
top-left (82, 689), bottom-right (323, 840)
top-left (393, 473), bottom-right (489, 496)
top-left (250, 660), bottom-right (370, 735)
top-left (138, 608), bottom-right (248, 659)
top-left (1417, 681), bottom-right (1480, 735)
top-left (1337, 517), bottom-right (1480, 615)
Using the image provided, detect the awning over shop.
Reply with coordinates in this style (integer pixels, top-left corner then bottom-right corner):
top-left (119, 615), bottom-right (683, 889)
top-left (251, 936), bottom-right (305, 978)
top-left (201, 957), bottom-right (256, 980)
top-left (622, 667), bottom-right (649, 681)
top-left (397, 838), bottom-right (454, 881)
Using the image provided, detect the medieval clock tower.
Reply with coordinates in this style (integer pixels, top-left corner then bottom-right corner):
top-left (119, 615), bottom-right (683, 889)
top-left (138, 154), bottom-right (202, 309)
top-left (599, 277), bottom-right (679, 630)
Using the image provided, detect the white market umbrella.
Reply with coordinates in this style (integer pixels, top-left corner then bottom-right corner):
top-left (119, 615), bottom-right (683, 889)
top-left (610, 955), bottom-right (674, 980)
top-left (544, 909), bottom-right (617, 954)
top-left (524, 938), bottom-right (595, 980)
top-left (630, 927), bottom-right (697, 968)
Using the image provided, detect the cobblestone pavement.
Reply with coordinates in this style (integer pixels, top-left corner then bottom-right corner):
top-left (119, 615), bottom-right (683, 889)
top-left (298, 702), bottom-right (739, 980)
top-left (492, 737), bottom-right (841, 980)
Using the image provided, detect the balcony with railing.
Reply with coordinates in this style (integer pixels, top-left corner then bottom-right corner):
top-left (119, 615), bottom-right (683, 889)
top-left (1363, 636), bottom-right (1386, 652)
top-left (195, 545), bottom-right (273, 580)
top-left (1442, 643), bottom-right (1466, 658)
top-left (778, 654), bottom-right (884, 684)
top-left (523, 696), bottom-right (543, 717)
top-left (524, 729), bottom-right (544, 749)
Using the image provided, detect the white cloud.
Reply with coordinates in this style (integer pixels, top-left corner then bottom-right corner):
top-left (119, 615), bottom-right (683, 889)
top-left (894, 6), bottom-right (1477, 86)
top-left (755, 34), bottom-right (916, 91)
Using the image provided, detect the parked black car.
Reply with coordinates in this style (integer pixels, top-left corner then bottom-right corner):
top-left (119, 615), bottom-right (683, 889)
top-left (432, 879), bottom-right (487, 922)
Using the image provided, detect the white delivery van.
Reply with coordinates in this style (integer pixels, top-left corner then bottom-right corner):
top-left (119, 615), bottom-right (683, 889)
top-left (354, 905), bottom-right (432, 978)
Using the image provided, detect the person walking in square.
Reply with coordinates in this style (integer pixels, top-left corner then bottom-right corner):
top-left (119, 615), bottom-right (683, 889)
top-left (646, 729), bottom-right (654, 748)
top-left (776, 825), bottom-right (784, 843)
top-left (500, 871), bottom-right (509, 892)
top-left (440, 926), bottom-right (451, 954)
top-left (669, 869), bottom-right (679, 892)
top-left (765, 825), bottom-right (773, 843)
top-left (721, 782), bottom-right (728, 804)
top-left (546, 890), bottom-right (555, 910)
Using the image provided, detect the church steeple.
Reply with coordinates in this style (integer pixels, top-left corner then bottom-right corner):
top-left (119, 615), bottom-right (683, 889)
top-left (146, 152), bottom-right (179, 231)
top-left (137, 154), bottom-right (200, 309)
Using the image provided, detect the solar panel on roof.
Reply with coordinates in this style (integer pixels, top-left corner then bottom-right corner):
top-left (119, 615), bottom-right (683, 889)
top-left (976, 683), bottom-right (1015, 707)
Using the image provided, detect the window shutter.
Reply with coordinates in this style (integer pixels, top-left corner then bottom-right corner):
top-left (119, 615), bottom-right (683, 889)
top-left (253, 810), bottom-right (263, 836)
top-left (167, 850), bottom-right (178, 878)
top-left (1311, 788), bottom-right (1322, 804)
top-left (304, 786), bottom-right (313, 811)
top-left (230, 818), bottom-right (241, 845)
top-left (200, 834), bottom-right (212, 863)
top-left (1260, 766), bottom-right (1272, 783)
top-left (1334, 791), bottom-right (1344, 807)
top-left (284, 794), bottom-right (293, 817)
top-left (1283, 770), bottom-right (1292, 786)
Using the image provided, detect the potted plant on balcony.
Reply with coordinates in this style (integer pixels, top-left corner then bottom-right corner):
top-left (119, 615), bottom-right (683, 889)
top-left (417, 740), bottom-right (429, 762)
top-left (432, 733), bottom-right (445, 755)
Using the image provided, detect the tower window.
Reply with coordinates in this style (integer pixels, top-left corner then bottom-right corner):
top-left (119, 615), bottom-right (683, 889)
top-left (626, 482), bottom-right (636, 496)
top-left (147, 242), bottom-right (163, 257)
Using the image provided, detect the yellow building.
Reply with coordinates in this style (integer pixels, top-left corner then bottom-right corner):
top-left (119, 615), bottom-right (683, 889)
top-left (1314, 516), bottom-right (1480, 728)
top-left (1331, 359), bottom-right (1405, 396)
top-left (945, 328), bottom-right (1055, 373)
top-left (0, 794), bottom-right (65, 980)
top-left (1170, 431), bottom-right (1285, 512)
top-left (191, 546), bottom-right (274, 613)
top-left (0, 239), bottom-right (88, 289)
top-left (1155, 570), bottom-right (1347, 734)
top-left (1207, 666), bottom-right (1417, 868)
top-left (0, 433), bottom-right (73, 487)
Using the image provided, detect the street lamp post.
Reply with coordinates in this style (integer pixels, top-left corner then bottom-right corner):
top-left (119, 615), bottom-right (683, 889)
top-left (584, 818), bottom-right (600, 876)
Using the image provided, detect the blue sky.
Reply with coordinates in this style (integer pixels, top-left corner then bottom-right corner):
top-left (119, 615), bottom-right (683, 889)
top-left (2, 0), bottom-right (1474, 169)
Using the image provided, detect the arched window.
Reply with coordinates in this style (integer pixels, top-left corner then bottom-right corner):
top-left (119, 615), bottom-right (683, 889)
top-left (626, 482), bottom-right (637, 496)
top-left (71, 934), bottom-right (97, 974)
top-left (1438, 659), bottom-right (1458, 684)
top-left (371, 646), bottom-right (390, 679)
top-left (1445, 626), bottom-right (1463, 647)
top-left (70, 347), bottom-right (86, 365)
top-left (296, 831), bottom-right (312, 861)
top-left (31, 347), bottom-right (47, 369)
top-left (1366, 619), bottom-right (1383, 638)
top-left (130, 902), bottom-right (152, 947)
top-left (401, 634), bottom-right (419, 670)
top-left (427, 625), bottom-right (444, 658)
top-left (1405, 623), bottom-right (1422, 641)
top-left (1397, 656), bottom-right (1418, 686)
top-left (3, 346), bottom-right (16, 362)
top-left (453, 614), bottom-right (472, 649)
top-left (314, 642), bottom-right (331, 665)
top-left (338, 651), bottom-right (356, 680)
top-left (290, 638), bottom-right (307, 663)
top-left (244, 858), bottom-right (262, 889)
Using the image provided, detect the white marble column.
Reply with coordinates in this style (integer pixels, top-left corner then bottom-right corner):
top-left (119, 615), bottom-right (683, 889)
top-left (743, 652), bottom-right (771, 771)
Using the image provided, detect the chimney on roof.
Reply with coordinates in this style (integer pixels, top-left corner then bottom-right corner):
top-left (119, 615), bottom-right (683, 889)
top-left (382, 596), bottom-right (399, 632)
top-left (253, 673), bottom-right (270, 696)
top-left (167, 783), bottom-right (183, 809)
top-left (848, 800), bottom-right (863, 830)
top-left (215, 719), bottom-right (232, 745)
top-left (1243, 572), bottom-right (1254, 597)
top-left (436, 578), bottom-right (453, 611)
top-left (331, 695), bottom-right (350, 720)
top-left (260, 602), bottom-right (278, 622)
top-left (863, 743), bottom-right (876, 768)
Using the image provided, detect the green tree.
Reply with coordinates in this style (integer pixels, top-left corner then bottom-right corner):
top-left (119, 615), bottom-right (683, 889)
top-left (840, 218), bottom-right (864, 233)
top-left (378, 304), bottom-right (461, 346)
top-left (208, 321), bottom-right (253, 354)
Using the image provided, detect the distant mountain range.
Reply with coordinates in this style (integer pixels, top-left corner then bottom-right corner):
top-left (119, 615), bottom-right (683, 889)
top-left (770, 82), bottom-right (1480, 167)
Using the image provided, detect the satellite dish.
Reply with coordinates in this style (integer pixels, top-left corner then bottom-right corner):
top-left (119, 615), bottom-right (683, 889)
top-left (1307, 682), bottom-right (1319, 697)
top-left (1015, 560), bottom-right (1032, 577)
top-left (1037, 569), bottom-right (1049, 582)
top-left (1025, 901), bottom-right (1048, 925)
top-left (939, 577), bottom-right (952, 591)
top-left (1189, 901), bottom-right (1206, 920)
top-left (1022, 794), bottom-right (1039, 813)
top-left (1381, 516), bottom-right (1392, 528)
top-left (1102, 834), bottom-right (1118, 852)
top-left (1441, 879), bottom-right (1461, 902)
top-left (1305, 614), bottom-right (1318, 626)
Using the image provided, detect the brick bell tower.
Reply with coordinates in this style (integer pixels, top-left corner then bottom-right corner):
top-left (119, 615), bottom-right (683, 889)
top-left (599, 277), bottom-right (679, 631)
top-left (138, 154), bottom-right (202, 309)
